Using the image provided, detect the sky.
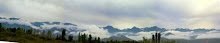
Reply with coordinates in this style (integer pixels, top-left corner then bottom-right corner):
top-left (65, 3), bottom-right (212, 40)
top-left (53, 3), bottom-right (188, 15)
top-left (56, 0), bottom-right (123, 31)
top-left (0, 0), bottom-right (220, 30)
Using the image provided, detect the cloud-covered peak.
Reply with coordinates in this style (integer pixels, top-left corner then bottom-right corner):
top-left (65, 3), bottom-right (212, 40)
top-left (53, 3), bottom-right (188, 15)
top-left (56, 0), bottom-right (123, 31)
top-left (0, 17), bottom-right (6, 19)
top-left (9, 17), bottom-right (20, 20)
top-left (0, 17), bottom-right (20, 20)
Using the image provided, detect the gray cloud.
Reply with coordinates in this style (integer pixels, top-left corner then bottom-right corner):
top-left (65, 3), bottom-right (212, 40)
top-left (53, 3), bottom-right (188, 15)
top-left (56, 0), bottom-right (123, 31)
top-left (1, 0), bottom-right (220, 29)
top-left (196, 30), bottom-right (220, 39)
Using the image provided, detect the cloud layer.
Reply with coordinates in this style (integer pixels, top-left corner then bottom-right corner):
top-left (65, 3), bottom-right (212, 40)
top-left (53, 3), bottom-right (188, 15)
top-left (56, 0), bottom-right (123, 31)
top-left (1, 0), bottom-right (220, 29)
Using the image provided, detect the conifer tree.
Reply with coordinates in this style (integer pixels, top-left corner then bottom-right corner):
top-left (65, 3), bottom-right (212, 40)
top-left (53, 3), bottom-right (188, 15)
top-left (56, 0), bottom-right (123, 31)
top-left (27, 29), bottom-right (32, 34)
top-left (82, 33), bottom-right (87, 43)
top-left (78, 32), bottom-right (82, 42)
top-left (81, 34), bottom-right (84, 43)
top-left (11, 28), bottom-right (16, 32)
top-left (98, 37), bottom-right (100, 43)
top-left (88, 34), bottom-right (92, 43)
top-left (0, 23), bottom-right (2, 28)
top-left (156, 33), bottom-right (158, 43)
top-left (152, 35), bottom-right (155, 43)
top-left (158, 33), bottom-right (161, 43)
top-left (62, 29), bottom-right (66, 41)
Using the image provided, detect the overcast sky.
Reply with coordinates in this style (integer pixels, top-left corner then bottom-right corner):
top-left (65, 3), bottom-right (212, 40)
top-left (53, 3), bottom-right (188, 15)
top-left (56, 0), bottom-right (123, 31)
top-left (0, 0), bottom-right (220, 29)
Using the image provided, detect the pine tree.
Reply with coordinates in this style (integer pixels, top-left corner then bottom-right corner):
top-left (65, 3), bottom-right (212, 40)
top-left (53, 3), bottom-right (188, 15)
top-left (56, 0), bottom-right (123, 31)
top-left (27, 29), bottom-right (32, 34)
top-left (82, 33), bottom-right (86, 43)
top-left (78, 32), bottom-right (82, 42)
top-left (84, 33), bottom-right (87, 39)
top-left (88, 34), bottom-right (92, 43)
top-left (11, 28), bottom-right (17, 32)
top-left (152, 35), bottom-right (155, 43)
top-left (156, 33), bottom-right (158, 43)
top-left (98, 37), bottom-right (100, 43)
top-left (62, 29), bottom-right (66, 41)
top-left (81, 34), bottom-right (84, 43)
top-left (158, 33), bottom-right (161, 43)
top-left (0, 23), bottom-right (2, 28)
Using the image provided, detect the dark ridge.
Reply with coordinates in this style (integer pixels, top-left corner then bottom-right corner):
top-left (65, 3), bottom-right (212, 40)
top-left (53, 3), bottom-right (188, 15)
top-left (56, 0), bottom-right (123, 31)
top-left (9, 17), bottom-right (20, 20)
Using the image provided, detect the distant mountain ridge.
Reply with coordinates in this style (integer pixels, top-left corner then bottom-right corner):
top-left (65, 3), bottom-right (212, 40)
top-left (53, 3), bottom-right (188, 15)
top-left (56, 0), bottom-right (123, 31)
top-left (0, 17), bottom-right (77, 29)
top-left (102, 35), bottom-right (133, 41)
top-left (31, 22), bottom-right (77, 27)
top-left (103, 25), bottom-right (215, 33)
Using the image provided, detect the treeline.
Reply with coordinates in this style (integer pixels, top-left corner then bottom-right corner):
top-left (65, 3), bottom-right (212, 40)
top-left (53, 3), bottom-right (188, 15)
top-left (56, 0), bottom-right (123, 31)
top-left (0, 23), bottom-right (58, 43)
top-left (77, 33), bottom-right (101, 43)
top-left (0, 23), bottom-right (181, 43)
top-left (141, 33), bottom-right (179, 43)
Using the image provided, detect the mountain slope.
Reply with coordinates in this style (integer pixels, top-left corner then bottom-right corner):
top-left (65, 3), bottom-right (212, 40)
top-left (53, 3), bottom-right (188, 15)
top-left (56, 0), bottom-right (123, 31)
top-left (102, 35), bottom-right (133, 41)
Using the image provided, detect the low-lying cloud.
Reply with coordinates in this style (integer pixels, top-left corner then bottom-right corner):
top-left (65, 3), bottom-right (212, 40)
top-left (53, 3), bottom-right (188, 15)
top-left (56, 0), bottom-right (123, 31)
top-left (76, 25), bottom-right (111, 38)
top-left (196, 30), bottom-right (220, 39)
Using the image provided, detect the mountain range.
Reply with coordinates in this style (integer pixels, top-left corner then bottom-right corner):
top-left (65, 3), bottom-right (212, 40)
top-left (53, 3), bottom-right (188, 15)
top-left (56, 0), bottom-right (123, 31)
top-left (103, 25), bottom-right (215, 33)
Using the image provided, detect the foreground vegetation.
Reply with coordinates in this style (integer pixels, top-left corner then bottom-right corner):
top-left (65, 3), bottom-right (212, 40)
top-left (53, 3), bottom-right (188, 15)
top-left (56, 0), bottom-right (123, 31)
top-left (0, 23), bottom-right (181, 43)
